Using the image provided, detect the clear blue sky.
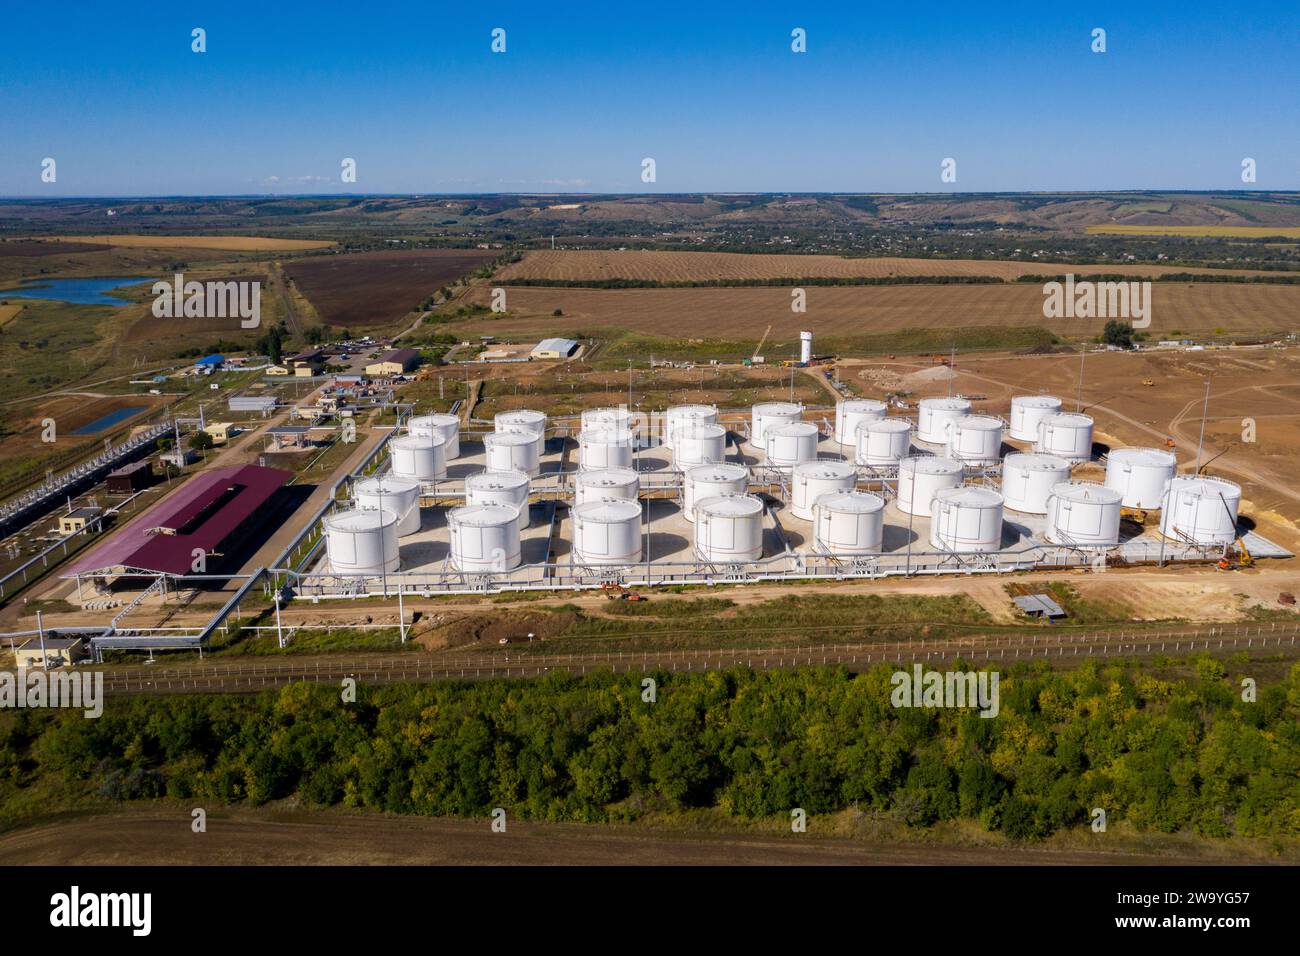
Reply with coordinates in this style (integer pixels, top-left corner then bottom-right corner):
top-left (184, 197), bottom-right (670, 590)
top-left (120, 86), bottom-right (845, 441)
top-left (2, 1), bottom-right (1297, 196)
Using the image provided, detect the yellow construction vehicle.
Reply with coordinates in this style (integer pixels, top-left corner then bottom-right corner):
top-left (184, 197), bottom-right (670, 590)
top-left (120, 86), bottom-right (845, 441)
top-left (1141, 378), bottom-right (1154, 387)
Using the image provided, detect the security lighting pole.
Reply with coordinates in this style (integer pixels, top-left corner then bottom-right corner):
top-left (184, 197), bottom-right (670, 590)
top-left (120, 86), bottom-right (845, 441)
top-left (1194, 379), bottom-right (1211, 474)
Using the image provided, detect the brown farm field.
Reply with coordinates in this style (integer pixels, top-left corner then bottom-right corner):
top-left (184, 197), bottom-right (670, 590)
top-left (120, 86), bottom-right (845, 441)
top-left (497, 249), bottom-right (1288, 282)
top-left (284, 249), bottom-right (498, 328)
top-left (462, 282), bottom-right (1300, 342)
top-left (1087, 225), bottom-right (1300, 239)
top-left (0, 239), bottom-right (111, 257)
top-left (44, 234), bottom-right (334, 251)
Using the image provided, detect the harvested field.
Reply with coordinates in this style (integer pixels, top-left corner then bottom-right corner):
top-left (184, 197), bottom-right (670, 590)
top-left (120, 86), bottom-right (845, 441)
top-left (1087, 225), bottom-right (1300, 239)
top-left (121, 273), bottom-right (271, 344)
top-left (0, 304), bottom-right (22, 327)
top-left (285, 249), bottom-right (498, 328)
top-left (462, 282), bottom-right (1300, 341)
top-left (496, 249), bottom-right (1288, 282)
top-left (44, 235), bottom-right (334, 251)
top-left (0, 239), bottom-right (110, 256)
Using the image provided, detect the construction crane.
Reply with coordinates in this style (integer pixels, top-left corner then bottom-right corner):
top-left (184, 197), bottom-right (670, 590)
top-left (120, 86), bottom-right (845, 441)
top-left (1215, 490), bottom-right (1253, 570)
top-left (752, 324), bottom-right (772, 365)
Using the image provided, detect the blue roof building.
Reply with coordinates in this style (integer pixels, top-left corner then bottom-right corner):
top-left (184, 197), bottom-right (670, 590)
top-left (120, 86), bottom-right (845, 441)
top-left (194, 354), bottom-right (225, 367)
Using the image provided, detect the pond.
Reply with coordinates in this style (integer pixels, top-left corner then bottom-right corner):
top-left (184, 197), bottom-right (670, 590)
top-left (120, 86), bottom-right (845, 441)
top-left (0, 276), bottom-right (154, 306)
top-left (71, 406), bottom-right (148, 435)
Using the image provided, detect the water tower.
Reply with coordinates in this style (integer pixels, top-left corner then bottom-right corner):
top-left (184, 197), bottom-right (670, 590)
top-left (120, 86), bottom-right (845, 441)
top-left (799, 330), bottom-right (813, 364)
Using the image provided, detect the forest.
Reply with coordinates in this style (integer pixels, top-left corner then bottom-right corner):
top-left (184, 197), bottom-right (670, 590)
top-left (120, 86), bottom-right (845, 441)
top-left (1, 658), bottom-right (1296, 841)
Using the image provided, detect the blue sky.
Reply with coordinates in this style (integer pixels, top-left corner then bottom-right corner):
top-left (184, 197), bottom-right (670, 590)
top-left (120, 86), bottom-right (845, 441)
top-left (2, 1), bottom-right (1297, 196)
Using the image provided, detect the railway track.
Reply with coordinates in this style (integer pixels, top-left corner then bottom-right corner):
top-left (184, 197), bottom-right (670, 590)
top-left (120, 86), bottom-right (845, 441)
top-left (82, 621), bottom-right (1300, 696)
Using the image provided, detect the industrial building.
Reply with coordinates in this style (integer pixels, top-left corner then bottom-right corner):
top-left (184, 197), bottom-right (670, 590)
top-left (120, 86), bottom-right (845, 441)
top-left (59, 506), bottom-right (103, 536)
top-left (14, 636), bottom-right (87, 669)
top-left (365, 348), bottom-right (421, 376)
top-left (106, 460), bottom-right (154, 493)
top-left (66, 463), bottom-right (292, 584)
top-left (531, 338), bottom-right (578, 360)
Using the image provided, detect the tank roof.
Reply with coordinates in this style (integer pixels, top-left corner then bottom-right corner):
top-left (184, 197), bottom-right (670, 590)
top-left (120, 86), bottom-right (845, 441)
top-left (1004, 452), bottom-right (1071, 471)
top-left (574, 499), bottom-right (642, 522)
top-left (815, 490), bottom-right (885, 514)
top-left (696, 494), bottom-right (765, 517)
top-left (934, 486), bottom-right (1004, 507)
top-left (449, 503), bottom-right (520, 527)
top-left (466, 469), bottom-right (530, 490)
top-left (1108, 446), bottom-right (1177, 466)
top-left (1050, 481), bottom-right (1122, 504)
top-left (793, 459), bottom-right (857, 478)
top-left (901, 455), bottom-right (964, 475)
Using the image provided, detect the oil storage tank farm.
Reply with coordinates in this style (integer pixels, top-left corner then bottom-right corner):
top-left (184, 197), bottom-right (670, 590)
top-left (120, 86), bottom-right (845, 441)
top-left (765, 421), bottom-right (820, 467)
top-left (750, 402), bottom-right (803, 447)
top-left (495, 410), bottom-right (547, 455)
top-left (665, 404), bottom-right (719, 449)
top-left (484, 430), bottom-right (541, 476)
top-left (572, 499), bottom-right (643, 566)
top-left (946, 415), bottom-right (1004, 465)
top-left (930, 486), bottom-right (1004, 553)
top-left (465, 469), bottom-right (532, 530)
top-left (856, 418), bottom-right (913, 466)
top-left (790, 460), bottom-right (857, 520)
top-left (694, 494), bottom-right (765, 562)
top-left (896, 456), bottom-right (964, 516)
top-left (1045, 481), bottom-right (1122, 546)
top-left (408, 413), bottom-right (461, 459)
top-left (813, 490), bottom-right (885, 555)
top-left (1105, 447), bottom-right (1178, 509)
top-left (1160, 476), bottom-right (1242, 546)
top-left (448, 504), bottom-right (523, 572)
top-left (353, 475), bottom-right (422, 536)
top-left (1035, 412), bottom-right (1094, 463)
top-left (582, 406), bottom-right (634, 436)
top-left (683, 462), bottom-right (749, 522)
top-left (325, 509), bottom-right (401, 574)
top-left (834, 398), bottom-right (887, 446)
top-left (389, 433), bottom-right (447, 481)
top-left (1001, 453), bottom-right (1072, 514)
top-left (1009, 395), bottom-right (1063, 442)
top-left (916, 397), bottom-right (971, 445)
top-left (574, 467), bottom-right (640, 506)
top-left (672, 422), bottom-right (727, 469)
top-left (578, 427), bottom-right (635, 471)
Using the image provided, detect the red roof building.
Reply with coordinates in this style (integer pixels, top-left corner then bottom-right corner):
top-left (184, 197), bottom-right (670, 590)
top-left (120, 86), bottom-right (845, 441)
top-left (68, 464), bottom-right (292, 577)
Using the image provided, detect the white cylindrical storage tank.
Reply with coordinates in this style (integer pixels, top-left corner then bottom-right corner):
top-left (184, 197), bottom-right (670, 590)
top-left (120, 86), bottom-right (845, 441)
top-left (581, 407), bottom-right (633, 435)
top-left (764, 421), bottom-right (819, 467)
top-left (572, 499), bottom-right (642, 566)
top-left (578, 427), bottom-right (634, 471)
top-left (484, 430), bottom-right (541, 477)
top-left (1104, 447), bottom-right (1178, 509)
top-left (665, 404), bottom-right (719, 449)
top-left (408, 413), bottom-right (460, 460)
top-left (672, 422), bottom-right (726, 469)
top-left (813, 490), bottom-right (885, 555)
top-left (896, 456), bottom-right (964, 516)
top-left (946, 415), bottom-right (1004, 465)
top-left (916, 397), bottom-right (971, 445)
top-left (750, 402), bottom-right (802, 446)
top-left (495, 409), bottom-right (547, 438)
top-left (799, 330), bottom-right (813, 365)
top-left (683, 462), bottom-right (749, 523)
top-left (325, 508), bottom-right (400, 574)
top-left (790, 460), bottom-right (857, 521)
top-left (1000, 453), bottom-right (1072, 514)
top-left (1045, 481), bottom-right (1122, 546)
top-left (353, 476), bottom-right (421, 536)
top-left (574, 467), bottom-right (640, 506)
top-left (930, 487), bottom-right (1004, 553)
top-left (389, 433), bottom-right (447, 481)
top-left (694, 494), bottom-right (764, 563)
top-left (856, 417), bottom-right (912, 466)
top-left (834, 398), bottom-right (888, 446)
top-left (448, 504), bottom-right (522, 572)
top-left (1035, 412), bottom-right (1094, 463)
top-left (1159, 476), bottom-right (1242, 546)
top-left (1009, 395), bottom-right (1063, 442)
top-left (465, 469), bottom-right (531, 530)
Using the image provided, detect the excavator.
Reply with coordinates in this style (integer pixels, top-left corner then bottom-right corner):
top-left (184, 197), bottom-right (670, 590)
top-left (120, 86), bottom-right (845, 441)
top-left (1213, 490), bottom-right (1254, 570)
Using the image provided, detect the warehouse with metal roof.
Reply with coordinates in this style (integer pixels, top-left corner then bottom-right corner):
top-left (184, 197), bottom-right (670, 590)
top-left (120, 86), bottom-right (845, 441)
top-left (66, 464), bottom-right (292, 580)
top-left (531, 338), bottom-right (578, 359)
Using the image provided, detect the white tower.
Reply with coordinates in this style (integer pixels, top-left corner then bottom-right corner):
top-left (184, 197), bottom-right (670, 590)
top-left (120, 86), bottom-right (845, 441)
top-left (799, 330), bottom-right (813, 364)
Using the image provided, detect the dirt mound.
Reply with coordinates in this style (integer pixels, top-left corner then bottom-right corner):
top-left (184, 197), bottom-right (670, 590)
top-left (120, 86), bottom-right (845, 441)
top-left (413, 608), bottom-right (580, 649)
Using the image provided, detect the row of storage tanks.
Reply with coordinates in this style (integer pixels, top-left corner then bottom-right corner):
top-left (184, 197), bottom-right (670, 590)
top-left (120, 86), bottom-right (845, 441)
top-left (324, 395), bottom-right (1245, 573)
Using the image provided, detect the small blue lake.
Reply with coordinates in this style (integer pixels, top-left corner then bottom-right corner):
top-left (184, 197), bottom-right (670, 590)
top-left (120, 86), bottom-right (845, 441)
top-left (72, 406), bottom-right (147, 435)
top-left (0, 276), bottom-right (153, 306)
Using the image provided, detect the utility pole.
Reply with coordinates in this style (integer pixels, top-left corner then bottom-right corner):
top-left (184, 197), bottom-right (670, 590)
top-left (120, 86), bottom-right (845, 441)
top-left (1195, 378), bottom-right (1211, 473)
top-left (1076, 347), bottom-right (1086, 412)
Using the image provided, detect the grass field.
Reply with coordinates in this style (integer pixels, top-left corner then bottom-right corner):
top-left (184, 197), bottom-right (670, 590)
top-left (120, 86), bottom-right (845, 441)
top-left (460, 282), bottom-right (1300, 344)
top-left (1087, 225), bottom-right (1300, 239)
top-left (496, 249), bottom-right (1287, 282)
top-left (43, 235), bottom-right (335, 251)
